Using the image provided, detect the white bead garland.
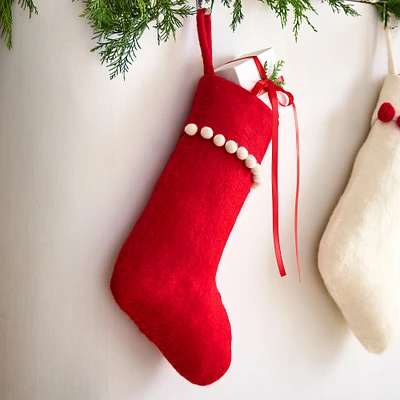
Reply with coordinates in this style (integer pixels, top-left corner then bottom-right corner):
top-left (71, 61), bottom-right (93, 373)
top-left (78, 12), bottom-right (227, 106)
top-left (200, 126), bottom-right (214, 139)
top-left (225, 140), bottom-right (238, 154)
top-left (184, 123), bottom-right (263, 188)
top-left (213, 134), bottom-right (226, 147)
top-left (251, 164), bottom-right (261, 175)
top-left (245, 155), bottom-right (257, 169)
top-left (253, 173), bottom-right (263, 183)
top-left (251, 164), bottom-right (263, 188)
top-left (236, 147), bottom-right (249, 160)
top-left (184, 123), bottom-right (198, 136)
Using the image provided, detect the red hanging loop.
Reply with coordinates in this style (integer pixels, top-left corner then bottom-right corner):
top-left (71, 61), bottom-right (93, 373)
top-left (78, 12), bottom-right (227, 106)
top-left (196, 9), bottom-right (215, 76)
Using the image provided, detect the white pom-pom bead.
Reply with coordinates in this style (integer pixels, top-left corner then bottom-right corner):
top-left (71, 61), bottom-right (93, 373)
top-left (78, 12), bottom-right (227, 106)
top-left (252, 182), bottom-right (261, 189)
top-left (251, 164), bottom-right (262, 175)
top-left (200, 126), bottom-right (214, 139)
top-left (253, 173), bottom-right (263, 183)
top-left (225, 140), bottom-right (238, 154)
top-left (213, 134), bottom-right (226, 147)
top-left (184, 123), bottom-right (198, 136)
top-left (236, 146), bottom-right (249, 160)
top-left (245, 155), bottom-right (257, 169)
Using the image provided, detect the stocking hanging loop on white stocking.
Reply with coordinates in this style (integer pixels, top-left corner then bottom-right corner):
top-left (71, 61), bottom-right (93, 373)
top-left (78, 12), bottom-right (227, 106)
top-left (385, 26), bottom-right (397, 75)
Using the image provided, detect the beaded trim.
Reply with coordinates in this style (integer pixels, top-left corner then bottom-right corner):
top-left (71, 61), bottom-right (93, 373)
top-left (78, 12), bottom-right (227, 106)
top-left (184, 123), bottom-right (263, 189)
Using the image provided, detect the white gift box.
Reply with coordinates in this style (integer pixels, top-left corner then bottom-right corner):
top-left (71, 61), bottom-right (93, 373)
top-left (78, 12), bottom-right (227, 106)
top-left (215, 48), bottom-right (291, 115)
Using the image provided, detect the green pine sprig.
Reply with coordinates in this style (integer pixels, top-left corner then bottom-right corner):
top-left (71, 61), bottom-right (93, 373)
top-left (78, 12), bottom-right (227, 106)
top-left (0, 0), bottom-right (13, 49)
top-left (264, 59), bottom-right (286, 87)
top-left (230, 0), bottom-right (244, 31)
top-left (0, 0), bottom-right (37, 49)
top-left (18, 0), bottom-right (37, 16)
top-left (7, 0), bottom-right (400, 80)
top-left (227, 0), bottom-right (359, 38)
top-left (370, 0), bottom-right (400, 27)
top-left (80, 0), bottom-right (194, 80)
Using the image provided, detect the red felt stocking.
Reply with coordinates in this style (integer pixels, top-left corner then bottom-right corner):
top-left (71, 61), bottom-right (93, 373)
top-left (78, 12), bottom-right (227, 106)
top-left (110, 9), bottom-right (293, 386)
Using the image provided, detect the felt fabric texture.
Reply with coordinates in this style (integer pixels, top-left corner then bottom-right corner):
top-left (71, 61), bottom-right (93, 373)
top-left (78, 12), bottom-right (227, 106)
top-left (110, 9), bottom-right (274, 386)
top-left (318, 29), bottom-right (400, 354)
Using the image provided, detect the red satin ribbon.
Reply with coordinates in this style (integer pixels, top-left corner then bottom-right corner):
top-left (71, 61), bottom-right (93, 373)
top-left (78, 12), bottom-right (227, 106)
top-left (228, 56), bottom-right (301, 280)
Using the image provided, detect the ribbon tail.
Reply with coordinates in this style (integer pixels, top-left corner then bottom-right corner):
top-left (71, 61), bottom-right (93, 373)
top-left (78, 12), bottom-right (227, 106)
top-left (233, 56), bottom-right (298, 279)
top-left (270, 87), bottom-right (286, 278)
top-left (293, 104), bottom-right (301, 282)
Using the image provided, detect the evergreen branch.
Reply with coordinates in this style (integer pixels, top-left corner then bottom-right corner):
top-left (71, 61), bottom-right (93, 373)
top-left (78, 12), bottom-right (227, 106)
top-left (0, 0), bottom-right (37, 49)
top-left (82, 0), bottom-right (150, 80)
top-left (263, 60), bottom-right (268, 74)
top-left (228, 0), bottom-right (358, 39)
top-left (17, 0), bottom-right (38, 17)
top-left (322, 0), bottom-right (359, 16)
top-left (273, 0), bottom-right (291, 28)
top-left (1, 0), bottom-right (362, 79)
top-left (291, 0), bottom-right (318, 38)
top-left (153, 0), bottom-right (193, 44)
top-left (270, 59), bottom-right (284, 81)
top-left (370, 1), bottom-right (400, 27)
top-left (0, 0), bottom-right (13, 49)
top-left (221, 0), bottom-right (233, 7)
top-left (80, 0), bottom-right (194, 79)
top-left (264, 59), bottom-right (286, 87)
top-left (222, 0), bottom-right (243, 30)
top-left (231, 0), bottom-right (244, 31)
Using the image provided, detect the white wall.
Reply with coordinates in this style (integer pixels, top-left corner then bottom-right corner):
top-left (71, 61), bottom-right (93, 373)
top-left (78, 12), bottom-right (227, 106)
top-left (1, 1), bottom-right (399, 399)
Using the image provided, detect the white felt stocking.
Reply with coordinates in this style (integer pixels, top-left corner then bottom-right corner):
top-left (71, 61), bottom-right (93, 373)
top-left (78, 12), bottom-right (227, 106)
top-left (318, 28), bottom-right (400, 354)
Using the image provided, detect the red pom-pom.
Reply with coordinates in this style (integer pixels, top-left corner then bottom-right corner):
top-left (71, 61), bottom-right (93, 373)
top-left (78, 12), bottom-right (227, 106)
top-left (397, 116), bottom-right (400, 128)
top-left (378, 102), bottom-right (396, 122)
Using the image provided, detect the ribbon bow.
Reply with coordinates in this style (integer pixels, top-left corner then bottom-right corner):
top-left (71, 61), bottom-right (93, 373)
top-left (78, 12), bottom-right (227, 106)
top-left (231, 56), bottom-right (301, 280)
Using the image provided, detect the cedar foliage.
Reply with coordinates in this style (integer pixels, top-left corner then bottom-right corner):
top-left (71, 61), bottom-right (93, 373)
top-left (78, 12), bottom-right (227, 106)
top-left (0, 0), bottom-right (37, 49)
top-left (1, 1), bottom-right (400, 79)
